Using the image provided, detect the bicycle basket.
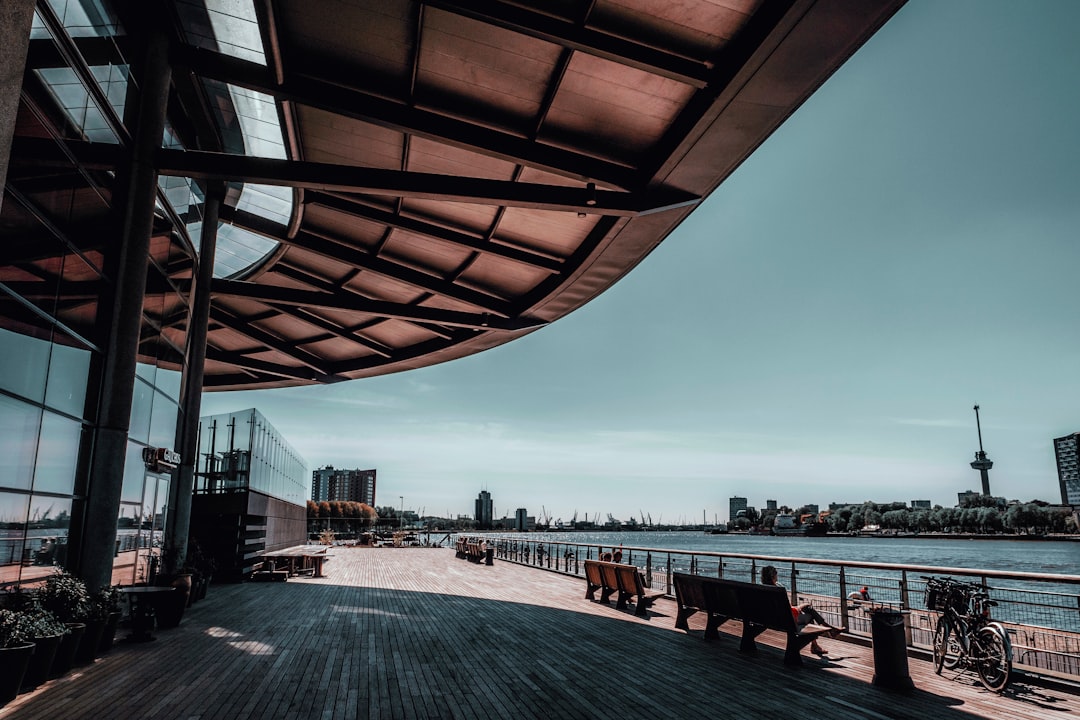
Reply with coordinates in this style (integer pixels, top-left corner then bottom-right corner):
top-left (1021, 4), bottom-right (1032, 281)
top-left (925, 583), bottom-right (948, 611)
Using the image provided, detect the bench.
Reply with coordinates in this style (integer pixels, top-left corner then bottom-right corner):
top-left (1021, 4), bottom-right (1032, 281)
top-left (583, 559), bottom-right (663, 617)
top-left (672, 572), bottom-right (832, 665)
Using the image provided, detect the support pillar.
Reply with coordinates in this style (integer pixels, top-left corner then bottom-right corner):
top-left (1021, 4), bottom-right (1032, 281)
top-left (76, 23), bottom-right (172, 592)
top-left (165, 182), bottom-right (225, 574)
top-left (0, 0), bottom-right (36, 213)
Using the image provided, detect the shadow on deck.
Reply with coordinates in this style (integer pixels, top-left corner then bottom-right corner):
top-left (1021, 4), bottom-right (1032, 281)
top-left (2, 548), bottom-right (1077, 719)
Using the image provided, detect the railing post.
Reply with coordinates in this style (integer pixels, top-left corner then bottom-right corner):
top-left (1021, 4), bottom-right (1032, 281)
top-left (718, 556), bottom-right (724, 579)
top-left (900, 570), bottom-right (913, 646)
top-left (666, 553), bottom-right (672, 595)
top-left (789, 562), bottom-right (798, 603)
top-left (751, 558), bottom-right (757, 584)
top-left (839, 566), bottom-right (850, 631)
top-left (690, 556), bottom-right (697, 574)
top-left (646, 551), bottom-right (653, 588)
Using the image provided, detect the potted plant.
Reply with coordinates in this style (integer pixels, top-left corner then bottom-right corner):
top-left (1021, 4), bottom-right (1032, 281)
top-left (74, 585), bottom-right (122, 665)
top-left (38, 570), bottom-right (90, 678)
top-left (151, 547), bottom-right (191, 629)
top-left (1, 588), bottom-right (66, 692)
top-left (0, 609), bottom-right (37, 706)
top-left (90, 585), bottom-right (124, 655)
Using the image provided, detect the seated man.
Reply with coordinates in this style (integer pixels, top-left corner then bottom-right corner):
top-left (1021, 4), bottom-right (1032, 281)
top-left (848, 586), bottom-right (872, 603)
top-left (761, 565), bottom-right (844, 656)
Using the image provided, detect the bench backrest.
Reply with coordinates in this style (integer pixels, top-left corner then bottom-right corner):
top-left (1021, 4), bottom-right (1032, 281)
top-left (584, 559), bottom-right (644, 594)
top-left (673, 573), bottom-right (797, 633)
top-left (584, 559), bottom-right (604, 586)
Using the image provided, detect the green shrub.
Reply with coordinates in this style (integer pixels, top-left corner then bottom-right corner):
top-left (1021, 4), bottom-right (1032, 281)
top-left (38, 570), bottom-right (90, 623)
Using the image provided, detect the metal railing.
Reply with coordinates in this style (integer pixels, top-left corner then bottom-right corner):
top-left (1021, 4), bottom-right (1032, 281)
top-left (484, 535), bottom-right (1080, 683)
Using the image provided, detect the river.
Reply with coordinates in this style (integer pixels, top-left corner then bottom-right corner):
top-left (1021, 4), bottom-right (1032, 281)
top-left (505, 531), bottom-right (1080, 577)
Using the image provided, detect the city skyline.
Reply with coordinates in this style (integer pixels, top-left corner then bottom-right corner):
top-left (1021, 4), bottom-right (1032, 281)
top-left (201, 0), bottom-right (1080, 524)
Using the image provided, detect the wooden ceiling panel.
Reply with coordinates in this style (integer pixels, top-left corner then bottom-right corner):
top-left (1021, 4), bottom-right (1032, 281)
top-left (297, 107), bottom-right (405, 170)
top-left (496, 206), bottom-right (594, 257)
top-left (354, 317), bottom-right (440, 347)
top-left (343, 272), bottom-right (431, 306)
top-left (381, 230), bottom-right (473, 272)
top-left (544, 53), bottom-right (695, 159)
top-left (281, 0), bottom-right (415, 82)
top-left (418, 9), bottom-right (560, 124)
top-left (456, 254), bottom-right (551, 298)
top-left (399, 198), bottom-right (500, 236)
top-left (591, 0), bottom-right (759, 58)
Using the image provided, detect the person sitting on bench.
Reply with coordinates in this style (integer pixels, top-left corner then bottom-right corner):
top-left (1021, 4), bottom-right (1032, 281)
top-left (761, 565), bottom-right (843, 657)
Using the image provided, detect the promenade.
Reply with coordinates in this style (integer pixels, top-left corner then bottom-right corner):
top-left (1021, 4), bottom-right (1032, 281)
top-left (2, 548), bottom-right (1077, 719)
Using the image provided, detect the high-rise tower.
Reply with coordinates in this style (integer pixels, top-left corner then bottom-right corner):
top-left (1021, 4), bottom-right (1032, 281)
top-left (970, 404), bottom-right (993, 495)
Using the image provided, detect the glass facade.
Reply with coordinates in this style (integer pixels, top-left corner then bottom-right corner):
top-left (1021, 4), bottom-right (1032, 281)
top-left (0, 0), bottom-right (194, 589)
top-left (195, 409), bottom-right (308, 507)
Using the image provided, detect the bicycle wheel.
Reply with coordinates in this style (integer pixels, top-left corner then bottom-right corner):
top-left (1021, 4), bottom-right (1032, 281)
top-left (975, 626), bottom-right (1012, 692)
top-left (933, 618), bottom-right (958, 674)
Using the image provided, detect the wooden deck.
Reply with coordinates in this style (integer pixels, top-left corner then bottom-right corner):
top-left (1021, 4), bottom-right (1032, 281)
top-left (3, 548), bottom-right (1078, 719)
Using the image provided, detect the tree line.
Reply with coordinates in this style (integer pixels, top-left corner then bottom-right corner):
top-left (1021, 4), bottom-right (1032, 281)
top-left (736, 497), bottom-right (1077, 535)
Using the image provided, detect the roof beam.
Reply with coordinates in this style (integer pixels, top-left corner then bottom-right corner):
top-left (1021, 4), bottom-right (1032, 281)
top-left (155, 147), bottom-right (697, 216)
top-left (209, 305), bottom-right (333, 377)
top-left (213, 279), bottom-right (544, 332)
top-left (425, 0), bottom-right (712, 88)
top-left (204, 346), bottom-right (348, 384)
top-left (173, 45), bottom-right (640, 190)
top-left (305, 192), bottom-right (564, 272)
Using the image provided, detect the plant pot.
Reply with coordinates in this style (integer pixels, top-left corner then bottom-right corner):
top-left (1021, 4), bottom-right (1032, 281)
top-left (74, 616), bottom-right (106, 665)
top-left (49, 622), bottom-right (85, 678)
top-left (147, 588), bottom-right (185, 629)
top-left (21, 633), bottom-right (62, 692)
top-left (98, 611), bottom-right (122, 654)
top-left (0, 643), bottom-right (35, 706)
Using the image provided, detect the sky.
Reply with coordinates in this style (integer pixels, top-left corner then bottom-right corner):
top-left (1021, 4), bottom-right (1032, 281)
top-left (201, 0), bottom-right (1080, 525)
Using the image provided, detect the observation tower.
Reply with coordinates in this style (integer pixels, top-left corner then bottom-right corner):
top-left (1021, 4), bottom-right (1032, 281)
top-left (970, 404), bottom-right (994, 495)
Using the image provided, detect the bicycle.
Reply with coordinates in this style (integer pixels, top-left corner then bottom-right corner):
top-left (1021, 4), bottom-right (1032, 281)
top-left (924, 576), bottom-right (1013, 692)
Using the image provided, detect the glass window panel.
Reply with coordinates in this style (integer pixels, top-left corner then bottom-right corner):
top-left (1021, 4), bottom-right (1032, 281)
top-left (0, 395), bottom-right (42, 492)
top-left (27, 495), bottom-right (73, 568)
top-left (120, 441), bottom-right (146, 503)
top-left (46, 0), bottom-right (121, 38)
top-left (177, 0), bottom-right (266, 65)
top-left (0, 492), bottom-right (31, 570)
top-left (44, 340), bottom-right (91, 418)
top-left (156, 368), bottom-right (182, 405)
top-left (32, 411), bottom-right (83, 495)
top-left (128, 376), bottom-right (153, 444)
top-left (236, 184), bottom-right (291, 224)
top-left (148, 391), bottom-right (178, 449)
top-left (113, 502), bottom-right (141, 585)
top-left (135, 360), bottom-right (157, 384)
top-left (0, 328), bottom-right (50, 402)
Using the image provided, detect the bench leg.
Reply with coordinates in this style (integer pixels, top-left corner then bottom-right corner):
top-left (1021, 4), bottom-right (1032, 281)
top-left (616, 591), bottom-right (630, 611)
top-left (675, 607), bottom-right (696, 631)
top-left (704, 613), bottom-right (727, 641)
top-left (585, 583), bottom-right (599, 601)
top-left (634, 596), bottom-right (648, 617)
top-left (784, 633), bottom-right (811, 665)
top-left (599, 587), bottom-right (615, 604)
top-left (740, 623), bottom-right (767, 653)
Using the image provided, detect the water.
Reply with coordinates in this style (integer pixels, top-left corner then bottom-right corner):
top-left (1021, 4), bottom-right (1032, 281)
top-left (508, 531), bottom-right (1080, 577)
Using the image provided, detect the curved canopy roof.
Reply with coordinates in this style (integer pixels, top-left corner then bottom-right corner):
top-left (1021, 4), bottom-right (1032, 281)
top-left (7, 0), bottom-right (904, 390)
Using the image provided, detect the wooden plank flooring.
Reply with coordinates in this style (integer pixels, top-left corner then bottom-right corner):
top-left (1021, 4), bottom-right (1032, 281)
top-left (2, 548), bottom-right (1078, 719)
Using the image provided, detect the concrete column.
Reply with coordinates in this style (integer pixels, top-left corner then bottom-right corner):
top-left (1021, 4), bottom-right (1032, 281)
top-left (77, 23), bottom-right (172, 592)
top-left (165, 182), bottom-right (224, 574)
top-left (0, 0), bottom-right (36, 214)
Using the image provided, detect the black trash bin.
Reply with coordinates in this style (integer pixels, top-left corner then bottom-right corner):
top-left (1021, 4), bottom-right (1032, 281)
top-left (485, 547), bottom-right (494, 566)
top-left (868, 608), bottom-right (914, 690)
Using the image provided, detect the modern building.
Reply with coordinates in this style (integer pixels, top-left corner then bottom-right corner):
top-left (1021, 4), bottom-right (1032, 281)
top-left (475, 490), bottom-right (493, 530)
top-left (766, 499), bottom-right (778, 512)
top-left (1054, 433), bottom-right (1080, 506)
top-left (910, 499), bottom-right (932, 509)
top-left (0, 0), bottom-right (902, 593)
top-left (312, 466), bottom-right (377, 505)
top-left (729, 496), bottom-right (748, 523)
top-left (189, 409), bottom-right (308, 581)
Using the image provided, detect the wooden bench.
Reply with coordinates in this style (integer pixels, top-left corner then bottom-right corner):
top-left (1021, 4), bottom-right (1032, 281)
top-left (583, 559), bottom-right (663, 617)
top-left (672, 572), bottom-right (833, 665)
